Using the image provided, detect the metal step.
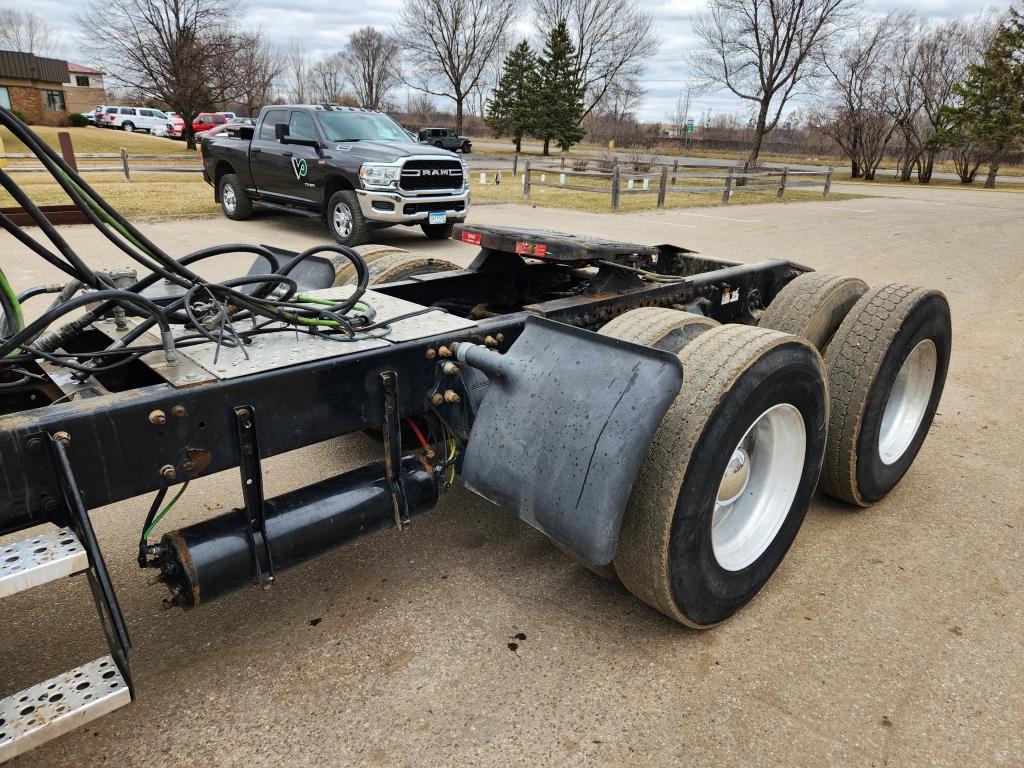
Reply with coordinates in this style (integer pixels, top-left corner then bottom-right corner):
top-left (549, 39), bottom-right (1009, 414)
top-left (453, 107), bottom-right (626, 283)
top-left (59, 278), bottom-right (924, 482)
top-left (0, 527), bottom-right (88, 599)
top-left (0, 655), bottom-right (130, 762)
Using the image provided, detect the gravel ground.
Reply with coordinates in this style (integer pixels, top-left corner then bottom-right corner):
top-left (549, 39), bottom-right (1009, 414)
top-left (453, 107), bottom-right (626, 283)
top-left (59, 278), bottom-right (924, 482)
top-left (1, 181), bottom-right (1021, 767)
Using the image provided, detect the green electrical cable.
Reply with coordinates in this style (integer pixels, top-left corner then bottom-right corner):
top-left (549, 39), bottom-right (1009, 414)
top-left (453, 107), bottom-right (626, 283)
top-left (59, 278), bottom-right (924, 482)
top-left (143, 482), bottom-right (189, 539)
top-left (0, 266), bottom-right (24, 355)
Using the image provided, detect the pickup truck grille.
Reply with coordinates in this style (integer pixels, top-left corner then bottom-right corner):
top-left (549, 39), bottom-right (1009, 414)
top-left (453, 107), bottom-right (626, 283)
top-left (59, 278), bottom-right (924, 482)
top-left (400, 159), bottom-right (464, 192)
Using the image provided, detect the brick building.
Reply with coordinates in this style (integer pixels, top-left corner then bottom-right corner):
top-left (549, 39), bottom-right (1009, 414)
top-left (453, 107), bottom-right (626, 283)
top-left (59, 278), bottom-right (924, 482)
top-left (63, 62), bottom-right (107, 114)
top-left (0, 50), bottom-right (70, 126)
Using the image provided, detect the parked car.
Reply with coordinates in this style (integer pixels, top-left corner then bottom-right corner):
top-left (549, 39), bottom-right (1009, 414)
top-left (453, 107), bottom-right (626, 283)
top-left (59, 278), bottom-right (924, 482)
top-left (202, 104), bottom-right (470, 246)
top-left (165, 113), bottom-right (186, 138)
top-left (228, 116), bottom-right (255, 126)
top-left (81, 108), bottom-right (100, 125)
top-left (418, 127), bottom-right (471, 153)
top-left (193, 112), bottom-right (229, 135)
top-left (96, 105), bottom-right (120, 128)
top-left (101, 106), bottom-right (172, 133)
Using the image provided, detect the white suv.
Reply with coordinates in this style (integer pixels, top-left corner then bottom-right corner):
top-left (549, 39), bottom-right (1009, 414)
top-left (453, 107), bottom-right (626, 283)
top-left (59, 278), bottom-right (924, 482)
top-left (100, 106), bottom-right (171, 133)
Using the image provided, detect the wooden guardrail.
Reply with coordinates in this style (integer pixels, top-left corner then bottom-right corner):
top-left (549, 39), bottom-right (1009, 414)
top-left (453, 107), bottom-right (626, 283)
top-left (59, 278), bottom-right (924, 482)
top-left (521, 157), bottom-right (833, 209)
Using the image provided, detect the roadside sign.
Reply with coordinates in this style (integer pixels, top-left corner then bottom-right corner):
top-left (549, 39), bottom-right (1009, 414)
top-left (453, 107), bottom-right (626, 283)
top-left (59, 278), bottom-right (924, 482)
top-left (685, 120), bottom-right (695, 134)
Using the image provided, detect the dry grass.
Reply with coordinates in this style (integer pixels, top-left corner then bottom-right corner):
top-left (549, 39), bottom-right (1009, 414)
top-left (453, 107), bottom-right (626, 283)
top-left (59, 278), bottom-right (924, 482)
top-left (0, 171), bottom-right (217, 219)
top-left (1, 125), bottom-right (193, 156)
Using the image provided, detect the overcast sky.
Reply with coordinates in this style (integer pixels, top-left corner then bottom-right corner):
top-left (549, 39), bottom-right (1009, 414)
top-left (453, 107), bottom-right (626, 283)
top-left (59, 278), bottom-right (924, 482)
top-left (24, 0), bottom-right (997, 121)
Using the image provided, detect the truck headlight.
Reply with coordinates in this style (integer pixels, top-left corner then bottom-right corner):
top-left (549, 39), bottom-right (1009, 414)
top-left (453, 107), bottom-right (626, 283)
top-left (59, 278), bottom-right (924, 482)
top-left (359, 164), bottom-right (400, 186)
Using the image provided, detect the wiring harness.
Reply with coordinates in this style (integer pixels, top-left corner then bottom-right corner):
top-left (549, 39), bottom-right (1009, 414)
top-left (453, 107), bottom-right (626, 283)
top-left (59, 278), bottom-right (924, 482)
top-left (0, 106), bottom-right (434, 389)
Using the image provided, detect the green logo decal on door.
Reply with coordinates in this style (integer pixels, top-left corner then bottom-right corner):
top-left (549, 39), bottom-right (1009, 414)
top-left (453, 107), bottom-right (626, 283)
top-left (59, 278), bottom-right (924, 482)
top-left (291, 157), bottom-right (308, 180)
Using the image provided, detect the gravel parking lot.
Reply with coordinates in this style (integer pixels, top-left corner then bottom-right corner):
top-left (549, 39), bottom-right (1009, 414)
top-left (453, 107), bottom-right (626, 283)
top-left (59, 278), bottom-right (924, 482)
top-left (1, 183), bottom-right (1021, 767)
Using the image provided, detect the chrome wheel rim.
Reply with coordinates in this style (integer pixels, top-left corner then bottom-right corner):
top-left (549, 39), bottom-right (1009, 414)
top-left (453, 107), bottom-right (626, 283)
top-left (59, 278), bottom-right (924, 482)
top-left (333, 203), bottom-right (353, 239)
top-left (712, 403), bottom-right (806, 572)
top-left (222, 184), bottom-right (236, 215)
top-left (878, 339), bottom-right (937, 465)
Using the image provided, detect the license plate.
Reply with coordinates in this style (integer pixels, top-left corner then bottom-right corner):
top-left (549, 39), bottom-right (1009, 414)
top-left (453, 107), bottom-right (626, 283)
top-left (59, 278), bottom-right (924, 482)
top-left (428, 211), bottom-right (447, 225)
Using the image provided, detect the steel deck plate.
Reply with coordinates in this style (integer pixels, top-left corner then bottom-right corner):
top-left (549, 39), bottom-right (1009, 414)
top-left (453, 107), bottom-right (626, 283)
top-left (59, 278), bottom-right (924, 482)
top-left (0, 527), bottom-right (87, 599)
top-left (0, 656), bottom-right (130, 762)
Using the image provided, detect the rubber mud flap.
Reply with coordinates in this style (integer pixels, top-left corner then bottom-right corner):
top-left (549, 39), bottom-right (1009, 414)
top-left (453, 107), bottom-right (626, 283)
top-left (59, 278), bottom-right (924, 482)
top-left (459, 316), bottom-right (683, 566)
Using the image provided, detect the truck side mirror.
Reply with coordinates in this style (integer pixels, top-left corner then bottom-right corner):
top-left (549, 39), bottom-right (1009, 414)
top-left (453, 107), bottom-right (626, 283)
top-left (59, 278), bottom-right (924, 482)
top-left (274, 122), bottom-right (288, 142)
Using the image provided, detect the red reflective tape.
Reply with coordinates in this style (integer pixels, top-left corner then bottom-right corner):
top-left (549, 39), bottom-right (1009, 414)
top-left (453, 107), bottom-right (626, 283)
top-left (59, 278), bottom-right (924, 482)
top-left (515, 241), bottom-right (548, 257)
top-left (461, 231), bottom-right (482, 245)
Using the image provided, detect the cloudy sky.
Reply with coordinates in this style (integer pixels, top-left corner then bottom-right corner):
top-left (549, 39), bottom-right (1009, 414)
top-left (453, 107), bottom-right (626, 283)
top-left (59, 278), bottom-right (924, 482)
top-left (24, 0), bottom-right (995, 121)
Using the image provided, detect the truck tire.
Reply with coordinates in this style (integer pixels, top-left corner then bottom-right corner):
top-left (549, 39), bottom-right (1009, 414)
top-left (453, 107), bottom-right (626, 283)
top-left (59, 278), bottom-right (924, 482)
top-left (420, 222), bottom-right (454, 240)
top-left (331, 245), bottom-right (411, 287)
top-left (613, 325), bottom-right (828, 627)
top-left (599, 307), bottom-right (718, 353)
top-left (364, 253), bottom-right (461, 284)
top-left (122, 121), bottom-right (135, 132)
top-left (461, 141), bottom-right (471, 153)
top-left (219, 174), bottom-right (252, 221)
top-left (759, 272), bottom-right (867, 352)
top-left (327, 190), bottom-right (370, 247)
top-left (820, 284), bottom-right (951, 507)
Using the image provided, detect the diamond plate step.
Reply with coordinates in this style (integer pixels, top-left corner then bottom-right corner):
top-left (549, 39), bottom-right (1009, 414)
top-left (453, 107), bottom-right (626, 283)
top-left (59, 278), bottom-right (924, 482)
top-left (0, 655), bottom-right (130, 762)
top-left (0, 527), bottom-right (88, 599)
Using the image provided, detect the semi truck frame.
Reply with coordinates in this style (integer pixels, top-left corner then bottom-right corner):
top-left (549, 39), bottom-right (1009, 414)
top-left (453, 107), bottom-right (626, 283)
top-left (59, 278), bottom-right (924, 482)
top-left (0, 109), bottom-right (952, 762)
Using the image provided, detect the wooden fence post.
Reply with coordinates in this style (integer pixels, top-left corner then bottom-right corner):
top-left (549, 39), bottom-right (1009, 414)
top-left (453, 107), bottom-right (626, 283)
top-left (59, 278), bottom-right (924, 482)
top-left (512, 152), bottom-right (519, 175)
top-left (57, 131), bottom-right (78, 172)
top-left (523, 158), bottom-right (531, 202)
top-left (657, 166), bottom-right (668, 209)
top-left (722, 167), bottom-right (733, 204)
top-left (120, 148), bottom-right (130, 182)
top-left (611, 161), bottom-right (621, 210)
top-left (737, 160), bottom-right (749, 188)
top-left (671, 158), bottom-right (679, 186)
top-left (823, 167), bottom-right (833, 198)
top-left (560, 153), bottom-right (566, 170)
top-left (777, 167), bottom-right (788, 201)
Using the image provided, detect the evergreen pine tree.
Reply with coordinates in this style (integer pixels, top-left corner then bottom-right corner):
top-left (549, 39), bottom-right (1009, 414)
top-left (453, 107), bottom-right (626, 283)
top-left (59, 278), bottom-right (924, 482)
top-left (936, 9), bottom-right (1024, 188)
top-left (533, 20), bottom-right (586, 155)
top-left (485, 41), bottom-right (538, 152)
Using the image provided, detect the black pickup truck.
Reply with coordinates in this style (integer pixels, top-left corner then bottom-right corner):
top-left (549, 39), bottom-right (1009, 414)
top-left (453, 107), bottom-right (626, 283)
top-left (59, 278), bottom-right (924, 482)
top-left (201, 105), bottom-right (470, 246)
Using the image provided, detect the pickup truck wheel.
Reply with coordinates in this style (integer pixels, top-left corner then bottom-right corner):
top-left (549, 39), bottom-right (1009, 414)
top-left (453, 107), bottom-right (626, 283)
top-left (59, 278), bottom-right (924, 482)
top-left (819, 284), bottom-right (951, 507)
top-left (122, 122), bottom-right (135, 132)
top-left (327, 190), bottom-right (369, 247)
top-left (613, 325), bottom-right (828, 627)
top-left (420, 222), bottom-right (454, 240)
top-left (219, 174), bottom-right (252, 220)
top-left (461, 141), bottom-right (471, 153)
top-left (759, 272), bottom-right (867, 352)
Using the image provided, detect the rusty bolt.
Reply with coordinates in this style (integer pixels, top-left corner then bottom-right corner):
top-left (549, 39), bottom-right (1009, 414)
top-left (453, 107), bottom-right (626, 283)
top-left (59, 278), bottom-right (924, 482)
top-left (442, 362), bottom-right (460, 375)
top-left (430, 392), bottom-right (445, 407)
top-left (149, 409), bottom-right (167, 425)
top-left (160, 464), bottom-right (177, 482)
top-left (171, 405), bottom-right (187, 418)
top-left (26, 437), bottom-right (43, 453)
top-left (425, 348), bottom-right (437, 360)
top-left (496, 333), bottom-right (504, 342)
top-left (53, 431), bottom-right (70, 446)
top-left (484, 335), bottom-right (498, 347)
top-left (438, 345), bottom-right (453, 359)
top-left (443, 390), bottom-right (461, 404)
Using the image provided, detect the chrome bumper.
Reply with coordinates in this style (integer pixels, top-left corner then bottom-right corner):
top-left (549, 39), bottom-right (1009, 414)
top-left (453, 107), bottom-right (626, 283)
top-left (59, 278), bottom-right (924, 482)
top-left (354, 187), bottom-right (470, 224)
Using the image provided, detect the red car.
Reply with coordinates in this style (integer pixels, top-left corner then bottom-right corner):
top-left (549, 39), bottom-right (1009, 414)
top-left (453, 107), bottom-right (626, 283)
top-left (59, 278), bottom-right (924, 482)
top-left (192, 112), bottom-right (229, 136)
top-left (165, 112), bottom-right (186, 138)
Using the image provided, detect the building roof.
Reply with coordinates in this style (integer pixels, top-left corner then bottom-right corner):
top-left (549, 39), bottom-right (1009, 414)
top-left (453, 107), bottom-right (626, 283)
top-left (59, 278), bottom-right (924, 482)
top-left (68, 62), bottom-right (104, 75)
top-left (0, 50), bottom-right (68, 84)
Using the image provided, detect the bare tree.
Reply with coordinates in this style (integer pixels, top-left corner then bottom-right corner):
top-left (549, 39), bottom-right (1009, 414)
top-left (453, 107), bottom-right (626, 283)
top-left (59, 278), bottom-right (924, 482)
top-left (284, 38), bottom-right (309, 104)
top-left (533, 0), bottom-right (656, 122)
top-left (234, 32), bottom-right (284, 117)
top-left (310, 53), bottom-right (346, 103)
top-left (340, 27), bottom-right (402, 111)
top-left (691, 0), bottom-right (854, 166)
top-left (811, 13), bottom-right (904, 179)
top-left (0, 10), bottom-right (60, 56)
top-left (395, 0), bottom-right (522, 132)
top-left (78, 0), bottom-right (248, 149)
